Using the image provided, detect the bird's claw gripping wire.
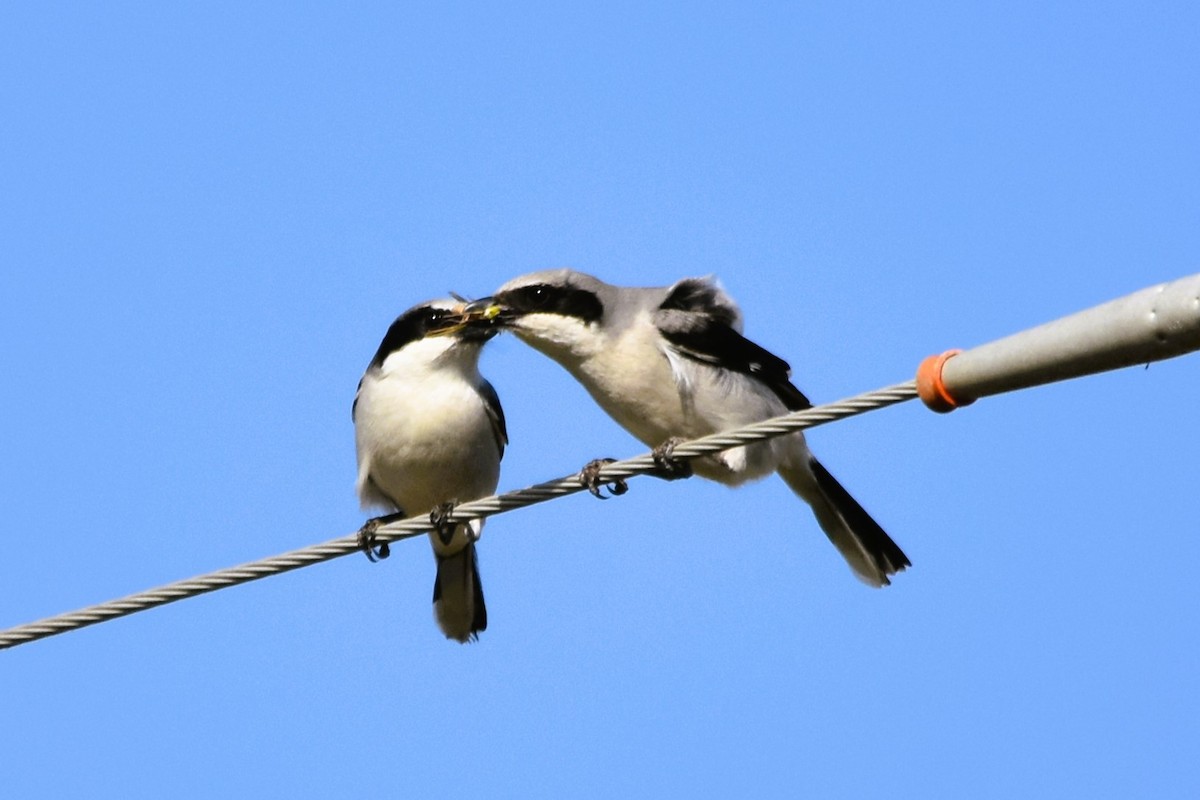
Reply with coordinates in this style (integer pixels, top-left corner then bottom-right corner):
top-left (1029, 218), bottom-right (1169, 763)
top-left (650, 437), bottom-right (694, 481)
top-left (578, 458), bottom-right (629, 499)
top-left (430, 502), bottom-right (459, 547)
top-left (356, 517), bottom-right (392, 562)
top-left (0, 381), bottom-right (925, 651)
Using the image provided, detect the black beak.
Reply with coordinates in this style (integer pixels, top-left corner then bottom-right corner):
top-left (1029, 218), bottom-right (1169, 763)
top-left (463, 296), bottom-right (516, 325)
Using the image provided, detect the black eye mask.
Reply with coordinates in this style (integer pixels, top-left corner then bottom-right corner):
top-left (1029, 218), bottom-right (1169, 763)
top-left (497, 284), bottom-right (603, 323)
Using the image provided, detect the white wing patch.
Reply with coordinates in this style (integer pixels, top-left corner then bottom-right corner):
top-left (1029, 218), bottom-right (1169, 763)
top-left (660, 342), bottom-right (697, 418)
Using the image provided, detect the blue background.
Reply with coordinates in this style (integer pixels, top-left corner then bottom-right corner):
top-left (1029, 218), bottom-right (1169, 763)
top-left (3, 3), bottom-right (1197, 797)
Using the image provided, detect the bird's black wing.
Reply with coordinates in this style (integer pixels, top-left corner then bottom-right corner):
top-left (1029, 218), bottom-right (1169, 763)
top-left (480, 378), bottom-right (508, 459)
top-left (655, 278), bottom-right (812, 411)
top-left (351, 376), bottom-right (366, 421)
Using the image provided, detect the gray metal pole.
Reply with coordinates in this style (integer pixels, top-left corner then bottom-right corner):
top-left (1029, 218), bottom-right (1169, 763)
top-left (918, 273), bottom-right (1200, 411)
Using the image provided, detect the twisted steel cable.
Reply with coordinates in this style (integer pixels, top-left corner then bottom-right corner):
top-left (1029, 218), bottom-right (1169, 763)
top-left (0, 381), bottom-right (918, 651)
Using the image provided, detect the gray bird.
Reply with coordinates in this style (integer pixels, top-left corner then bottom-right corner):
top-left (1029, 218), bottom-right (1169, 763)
top-left (353, 299), bottom-right (506, 641)
top-left (471, 269), bottom-right (908, 586)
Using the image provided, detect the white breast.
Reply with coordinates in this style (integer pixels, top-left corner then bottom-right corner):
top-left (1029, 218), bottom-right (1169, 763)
top-left (354, 347), bottom-right (501, 516)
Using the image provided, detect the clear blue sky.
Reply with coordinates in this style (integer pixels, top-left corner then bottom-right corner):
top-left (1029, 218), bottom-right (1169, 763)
top-left (3, 3), bottom-right (1198, 797)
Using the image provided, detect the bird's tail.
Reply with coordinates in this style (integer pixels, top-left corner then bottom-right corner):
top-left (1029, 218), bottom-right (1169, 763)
top-left (778, 455), bottom-right (910, 586)
top-left (433, 541), bottom-right (488, 643)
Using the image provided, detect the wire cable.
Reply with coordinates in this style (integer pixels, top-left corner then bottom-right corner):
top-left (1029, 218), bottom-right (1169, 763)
top-left (0, 381), bottom-right (918, 651)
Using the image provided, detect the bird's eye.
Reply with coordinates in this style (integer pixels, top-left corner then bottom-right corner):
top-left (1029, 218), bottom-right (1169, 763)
top-left (520, 285), bottom-right (552, 308)
top-left (421, 308), bottom-right (458, 334)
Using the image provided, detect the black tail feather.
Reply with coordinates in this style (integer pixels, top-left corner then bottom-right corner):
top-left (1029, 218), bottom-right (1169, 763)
top-left (807, 457), bottom-right (911, 581)
top-left (433, 541), bottom-right (487, 642)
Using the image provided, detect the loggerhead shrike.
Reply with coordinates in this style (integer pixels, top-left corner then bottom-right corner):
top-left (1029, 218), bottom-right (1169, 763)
top-left (470, 269), bottom-right (909, 586)
top-left (353, 299), bottom-right (506, 642)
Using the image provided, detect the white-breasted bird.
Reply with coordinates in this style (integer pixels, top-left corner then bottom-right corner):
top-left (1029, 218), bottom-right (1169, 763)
top-left (353, 299), bottom-right (506, 642)
top-left (472, 269), bottom-right (908, 586)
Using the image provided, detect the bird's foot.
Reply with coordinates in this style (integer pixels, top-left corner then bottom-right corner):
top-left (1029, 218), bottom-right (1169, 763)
top-left (578, 458), bottom-right (629, 499)
top-left (356, 516), bottom-right (392, 562)
top-left (650, 437), bottom-right (694, 481)
top-left (430, 502), bottom-right (458, 547)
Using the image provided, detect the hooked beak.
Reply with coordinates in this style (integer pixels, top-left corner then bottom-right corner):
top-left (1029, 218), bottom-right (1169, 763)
top-left (462, 296), bottom-right (515, 326)
top-left (431, 296), bottom-right (511, 343)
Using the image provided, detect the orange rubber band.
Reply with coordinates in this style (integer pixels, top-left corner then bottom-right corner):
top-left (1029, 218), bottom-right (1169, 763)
top-left (916, 349), bottom-right (972, 413)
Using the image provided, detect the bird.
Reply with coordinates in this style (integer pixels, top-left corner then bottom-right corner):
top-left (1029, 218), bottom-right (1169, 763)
top-left (469, 269), bottom-right (909, 586)
top-left (352, 298), bottom-right (506, 642)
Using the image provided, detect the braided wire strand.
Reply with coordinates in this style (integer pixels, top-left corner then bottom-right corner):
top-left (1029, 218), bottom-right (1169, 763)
top-left (0, 381), bottom-right (917, 651)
